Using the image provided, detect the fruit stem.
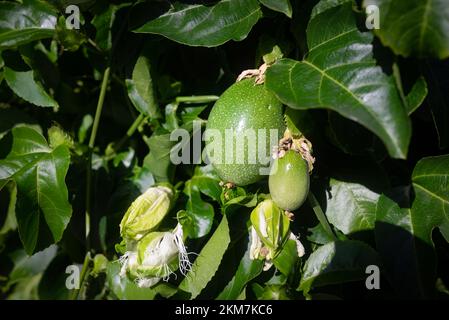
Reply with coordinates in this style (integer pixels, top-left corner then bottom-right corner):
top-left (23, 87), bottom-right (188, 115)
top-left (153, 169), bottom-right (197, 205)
top-left (175, 95), bottom-right (219, 104)
top-left (308, 192), bottom-right (336, 240)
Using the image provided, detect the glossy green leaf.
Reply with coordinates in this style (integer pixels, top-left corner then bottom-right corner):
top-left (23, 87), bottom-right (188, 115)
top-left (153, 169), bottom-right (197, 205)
top-left (179, 215), bottom-right (230, 299)
top-left (265, 3), bottom-right (411, 159)
top-left (7, 245), bottom-right (57, 287)
top-left (405, 77), bottom-right (428, 115)
top-left (0, 0), bottom-right (57, 50)
top-left (412, 154), bottom-right (449, 237)
top-left (299, 240), bottom-right (380, 295)
top-left (364, 0), bottom-right (449, 59)
top-left (4, 67), bottom-right (58, 108)
top-left (307, 223), bottom-right (336, 245)
top-left (325, 179), bottom-right (380, 235)
top-left (134, 0), bottom-right (262, 47)
top-left (191, 165), bottom-right (222, 203)
top-left (259, 0), bottom-right (292, 18)
top-left (0, 127), bottom-right (72, 254)
top-left (311, 0), bottom-right (353, 19)
top-left (375, 194), bottom-right (436, 298)
top-left (107, 261), bottom-right (177, 300)
top-left (126, 55), bottom-right (160, 118)
top-left (216, 234), bottom-right (263, 300)
top-left (221, 191), bottom-right (258, 216)
top-left (374, 155), bottom-right (449, 298)
top-left (178, 180), bottom-right (214, 239)
top-left (143, 130), bottom-right (176, 182)
top-left (273, 239), bottom-right (298, 277)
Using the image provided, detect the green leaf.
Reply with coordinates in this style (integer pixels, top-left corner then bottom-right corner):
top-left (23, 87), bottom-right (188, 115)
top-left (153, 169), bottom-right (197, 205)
top-left (328, 112), bottom-right (385, 157)
top-left (265, 3), bottom-right (411, 159)
top-left (0, 182), bottom-right (17, 246)
top-left (325, 179), bottom-right (380, 235)
top-left (273, 239), bottom-right (298, 277)
top-left (126, 55), bottom-right (160, 118)
top-left (221, 192), bottom-right (259, 215)
top-left (216, 233), bottom-right (264, 300)
top-left (374, 155), bottom-right (449, 298)
top-left (77, 114), bottom-right (93, 144)
top-left (7, 245), bottom-right (57, 287)
top-left (179, 215), bottom-right (230, 299)
top-left (134, 0), bottom-right (262, 47)
top-left (107, 261), bottom-right (177, 300)
top-left (4, 67), bottom-right (58, 108)
top-left (252, 283), bottom-right (291, 300)
top-left (307, 224), bottom-right (335, 245)
top-left (0, 127), bottom-right (72, 254)
top-left (364, 0), bottom-right (449, 59)
top-left (143, 130), bottom-right (176, 182)
top-left (311, 0), bottom-right (353, 19)
top-left (92, 3), bottom-right (130, 52)
top-left (405, 77), bottom-right (428, 115)
top-left (259, 0), bottom-right (292, 18)
top-left (0, 0), bottom-right (57, 50)
top-left (180, 106), bottom-right (208, 125)
top-left (298, 240), bottom-right (380, 295)
top-left (412, 155), bottom-right (449, 238)
top-left (191, 165), bottom-right (222, 202)
top-left (375, 194), bottom-right (436, 298)
top-left (178, 179), bottom-right (215, 239)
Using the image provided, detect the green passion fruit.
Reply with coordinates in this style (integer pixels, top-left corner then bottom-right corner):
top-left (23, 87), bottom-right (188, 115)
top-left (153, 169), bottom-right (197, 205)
top-left (269, 150), bottom-right (309, 211)
top-left (206, 78), bottom-right (285, 186)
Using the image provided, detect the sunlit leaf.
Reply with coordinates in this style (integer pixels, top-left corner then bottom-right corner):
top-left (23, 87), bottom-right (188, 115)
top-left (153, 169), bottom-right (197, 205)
top-left (134, 0), bottom-right (262, 47)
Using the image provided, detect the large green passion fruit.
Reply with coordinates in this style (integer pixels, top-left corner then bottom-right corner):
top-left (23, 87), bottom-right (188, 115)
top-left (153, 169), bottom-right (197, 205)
top-left (269, 150), bottom-right (309, 211)
top-left (205, 78), bottom-right (285, 186)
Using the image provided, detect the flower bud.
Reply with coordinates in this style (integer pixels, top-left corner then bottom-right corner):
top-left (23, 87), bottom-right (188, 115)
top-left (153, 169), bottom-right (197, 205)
top-left (250, 199), bottom-right (290, 260)
top-left (120, 186), bottom-right (173, 241)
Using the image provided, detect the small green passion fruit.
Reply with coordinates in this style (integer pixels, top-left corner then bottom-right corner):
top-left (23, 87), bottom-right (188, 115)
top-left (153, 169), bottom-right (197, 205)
top-left (205, 78), bottom-right (285, 186)
top-left (269, 150), bottom-right (309, 211)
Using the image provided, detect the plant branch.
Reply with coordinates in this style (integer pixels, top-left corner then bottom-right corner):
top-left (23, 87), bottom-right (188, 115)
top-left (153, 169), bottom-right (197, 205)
top-left (108, 113), bottom-right (147, 156)
top-left (70, 252), bottom-right (92, 300)
top-left (85, 67), bottom-right (111, 251)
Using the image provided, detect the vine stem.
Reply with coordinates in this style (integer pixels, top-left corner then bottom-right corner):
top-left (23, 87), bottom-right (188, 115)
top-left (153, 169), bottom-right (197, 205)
top-left (85, 67), bottom-right (111, 251)
top-left (70, 252), bottom-right (91, 300)
top-left (109, 113), bottom-right (147, 155)
top-left (307, 192), bottom-right (337, 241)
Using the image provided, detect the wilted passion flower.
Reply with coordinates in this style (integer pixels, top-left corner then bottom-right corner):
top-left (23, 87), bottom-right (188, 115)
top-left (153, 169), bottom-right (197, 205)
top-left (250, 199), bottom-right (290, 260)
top-left (119, 224), bottom-right (192, 288)
top-left (249, 199), bottom-right (306, 270)
top-left (120, 186), bottom-right (173, 242)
